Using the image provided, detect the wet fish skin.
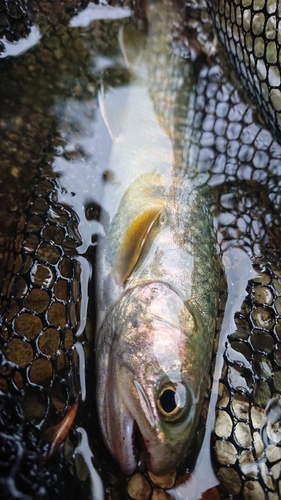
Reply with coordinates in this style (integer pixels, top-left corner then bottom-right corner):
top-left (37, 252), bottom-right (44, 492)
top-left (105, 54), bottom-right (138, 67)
top-left (95, 0), bottom-right (220, 475)
top-left (96, 179), bottom-right (219, 475)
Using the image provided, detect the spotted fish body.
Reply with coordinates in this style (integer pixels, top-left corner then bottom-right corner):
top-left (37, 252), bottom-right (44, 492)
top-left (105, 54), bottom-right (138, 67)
top-left (96, 0), bottom-right (220, 477)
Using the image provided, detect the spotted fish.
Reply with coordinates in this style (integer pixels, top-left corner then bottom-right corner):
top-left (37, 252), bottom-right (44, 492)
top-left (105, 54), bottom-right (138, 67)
top-left (95, 0), bottom-right (220, 477)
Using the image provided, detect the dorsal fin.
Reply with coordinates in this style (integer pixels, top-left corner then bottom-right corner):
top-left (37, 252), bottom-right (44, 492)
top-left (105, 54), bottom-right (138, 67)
top-left (112, 206), bottom-right (163, 285)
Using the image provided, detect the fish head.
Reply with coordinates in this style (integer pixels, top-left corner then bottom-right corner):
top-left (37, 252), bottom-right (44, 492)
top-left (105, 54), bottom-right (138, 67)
top-left (97, 282), bottom-right (209, 475)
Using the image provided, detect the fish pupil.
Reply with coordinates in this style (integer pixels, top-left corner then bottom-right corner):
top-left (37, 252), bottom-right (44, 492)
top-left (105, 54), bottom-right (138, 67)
top-left (160, 389), bottom-right (177, 414)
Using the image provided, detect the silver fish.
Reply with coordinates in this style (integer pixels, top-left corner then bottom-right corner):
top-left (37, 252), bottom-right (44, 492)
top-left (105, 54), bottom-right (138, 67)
top-left (96, 0), bottom-right (220, 476)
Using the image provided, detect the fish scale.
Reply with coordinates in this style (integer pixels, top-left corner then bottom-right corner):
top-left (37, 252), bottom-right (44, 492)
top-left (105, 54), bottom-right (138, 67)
top-left (96, 0), bottom-right (220, 478)
top-left (0, 0), bottom-right (281, 499)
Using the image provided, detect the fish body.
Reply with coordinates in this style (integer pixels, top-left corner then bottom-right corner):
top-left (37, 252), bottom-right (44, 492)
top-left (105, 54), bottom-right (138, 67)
top-left (96, 1), bottom-right (220, 476)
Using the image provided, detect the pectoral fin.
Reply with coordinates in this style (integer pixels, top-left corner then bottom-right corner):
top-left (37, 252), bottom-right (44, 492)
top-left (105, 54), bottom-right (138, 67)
top-left (118, 24), bottom-right (146, 72)
top-left (98, 84), bottom-right (129, 143)
top-left (112, 206), bottom-right (163, 285)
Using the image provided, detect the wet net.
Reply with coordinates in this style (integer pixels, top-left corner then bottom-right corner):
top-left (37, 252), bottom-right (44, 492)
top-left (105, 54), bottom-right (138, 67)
top-left (0, 0), bottom-right (90, 54)
top-left (1, 0), bottom-right (281, 499)
top-left (0, 141), bottom-right (94, 499)
top-left (180, 7), bottom-right (281, 495)
top-left (205, 0), bottom-right (281, 143)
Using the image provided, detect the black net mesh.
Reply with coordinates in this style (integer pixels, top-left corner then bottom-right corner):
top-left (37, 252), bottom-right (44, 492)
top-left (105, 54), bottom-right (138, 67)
top-left (0, 139), bottom-right (94, 499)
top-left (0, 151), bottom-right (83, 413)
top-left (205, 0), bottom-right (281, 143)
top-left (213, 184), bottom-right (281, 499)
top-left (214, 260), bottom-right (281, 500)
top-left (0, 6), bottom-right (134, 498)
top-left (0, 0), bottom-right (91, 54)
top-left (0, 392), bottom-right (77, 500)
top-left (1, 0), bottom-right (281, 499)
top-left (0, 0), bottom-right (31, 51)
top-left (180, 4), bottom-right (281, 497)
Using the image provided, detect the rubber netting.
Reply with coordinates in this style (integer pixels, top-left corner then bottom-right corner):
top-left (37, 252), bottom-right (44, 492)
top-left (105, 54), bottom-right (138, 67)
top-left (0, 0), bottom-right (90, 54)
top-left (205, 0), bottom-right (281, 143)
top-left (0, 0), bottom-right (145, 56)
top-left (0, 143), bottom-right (93, 499)
top-left (180, 10), bottom-right (281, 492)
top-left (213, 184), bottom-right (281, 500)
top-left (0, 392), bottom-right (75, 499)
top-left (1, 0), bottom-right (281, 499)
top-left (0, 5), bottom-right (135, 498)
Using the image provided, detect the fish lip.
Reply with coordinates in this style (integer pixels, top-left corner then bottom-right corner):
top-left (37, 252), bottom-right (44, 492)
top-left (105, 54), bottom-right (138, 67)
top-left (109, 403), bottom-right (153, 475)
top-left (117, 418), bottom-right (150, 475)
top-left (123, 415), bottom-right (138, 475)
top-left (110, 412), bottom-right (138, 475)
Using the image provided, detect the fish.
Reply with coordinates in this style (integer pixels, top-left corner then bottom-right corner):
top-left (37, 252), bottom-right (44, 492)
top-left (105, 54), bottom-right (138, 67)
top-left (95, 0), bottom-right (220, 476)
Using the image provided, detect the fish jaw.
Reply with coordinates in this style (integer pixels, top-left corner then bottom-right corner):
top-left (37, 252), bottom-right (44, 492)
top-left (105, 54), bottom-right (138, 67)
top-left (98, 363), bottom-right (137, 474)
top-left (98, 356), bottom-right (162, 475)
top-left (107, 410), bottom-right (137, 475)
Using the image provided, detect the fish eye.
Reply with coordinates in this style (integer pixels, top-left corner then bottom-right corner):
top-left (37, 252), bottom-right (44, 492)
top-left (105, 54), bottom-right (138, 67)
top-left (157, 383), bottom-right (188, 422)
top-left (160, 388), bottom-right (178, 413)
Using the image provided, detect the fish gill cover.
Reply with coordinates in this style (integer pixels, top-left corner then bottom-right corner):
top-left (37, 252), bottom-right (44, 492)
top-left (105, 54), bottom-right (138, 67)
top-left (1, 0), bottom-right (281, 499)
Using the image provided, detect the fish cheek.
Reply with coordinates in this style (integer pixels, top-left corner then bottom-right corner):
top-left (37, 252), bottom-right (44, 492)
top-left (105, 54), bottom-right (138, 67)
top-left (142, 381), bottom-right (195, 475)
top-left (180, 304), bottom-right (211, 394)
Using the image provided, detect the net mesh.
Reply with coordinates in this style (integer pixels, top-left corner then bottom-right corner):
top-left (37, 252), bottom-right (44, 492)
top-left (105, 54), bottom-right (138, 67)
top-left (0, 141), bottom-right (93, 499)
top-left (213, 188), bottom-right (281, 500)
top-left (0, 0), bottom-right (90, 54)
top-left (1, 0), bottom-right (281, 498)
top-left (0, 392), bottom-right (76, 500)
top-left (180, 7), bottom-right (281, 494)
top-left (205, 0), bottom-right (281, 143)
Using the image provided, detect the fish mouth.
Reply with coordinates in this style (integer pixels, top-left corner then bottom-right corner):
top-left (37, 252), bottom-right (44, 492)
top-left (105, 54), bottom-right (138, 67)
top-left (119, 419), bottom-right (153, 475)
top-left (123, 415), bottom-right (138, 475)
top-left (108, 410), bottom-right (153, 475)
top-left (104, 376), bottom-right (156, 475)
top-left (108, 412), bottom-right (138, 475)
